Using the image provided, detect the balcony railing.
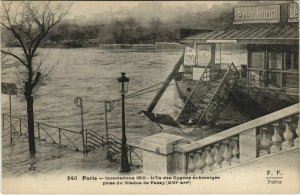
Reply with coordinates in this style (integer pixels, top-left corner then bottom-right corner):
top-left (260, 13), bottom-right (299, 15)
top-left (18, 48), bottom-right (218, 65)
top-left (174, 103), bottom-right (299, 175)
top-left (248, 68), bottom-right (299, 94)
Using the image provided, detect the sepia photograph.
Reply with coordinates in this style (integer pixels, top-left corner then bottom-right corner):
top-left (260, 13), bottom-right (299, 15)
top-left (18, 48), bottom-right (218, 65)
top-left (1, 0), bottom-right (299, 194)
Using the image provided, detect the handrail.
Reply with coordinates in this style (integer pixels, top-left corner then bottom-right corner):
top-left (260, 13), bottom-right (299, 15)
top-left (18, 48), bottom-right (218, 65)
top-left (86, 135), bottom-right (104, 146)
top-left (86, 129), bottom-right (104, 138)
top-left (39, 125), bottom-right (56, 143)
top-left (2, 115), bottom-right (19, 133)
top-left (129, 146), bottom-right (143, 162)
top-left (60, 130), bottom-right (80, 151)
top-left (84, 128), bottom-right (143, 164)
top-left (108, 134), bottom-right (122, 142)
top-left (177, 103), bottom-right (299, 153)
top-left (196, 62), bottom-right (238, 125)
top-left (2, 113), bottom-right (81, 134)
top-left (2, 113), bottom-right (83, 152)
top-left (176, 61), bottom-right (215, 121)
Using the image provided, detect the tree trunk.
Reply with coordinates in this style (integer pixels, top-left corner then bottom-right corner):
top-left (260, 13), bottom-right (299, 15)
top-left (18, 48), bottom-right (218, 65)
top-left (26, 95), bottom-right (36, 155)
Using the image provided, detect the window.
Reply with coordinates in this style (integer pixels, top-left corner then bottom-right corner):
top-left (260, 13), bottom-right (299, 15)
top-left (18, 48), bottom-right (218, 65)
top-left (249, 70), bottom-right (265, 87)
top-left (283, 73), bottom-right (299, 88)
top-left (268, 51), bottom-right (282, 70)
top-left (285, 51), bottom-right (298, 70)
top-left (248, 45), bottom-right (299, 91)
top-left (250, 51), bottom-right (265, 69)
top-left (267, 72), bottom-right (281, 89)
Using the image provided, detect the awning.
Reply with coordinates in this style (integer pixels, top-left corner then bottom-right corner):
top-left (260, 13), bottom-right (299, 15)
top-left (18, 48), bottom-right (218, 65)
top-left (181, 24), bottom-right (299, 44)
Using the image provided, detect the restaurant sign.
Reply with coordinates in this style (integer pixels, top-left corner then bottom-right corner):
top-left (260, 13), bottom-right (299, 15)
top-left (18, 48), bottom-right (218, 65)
top-left (288, 3), bottom-right (298, 22)
top-left (234, 5), bottom-right (280, 24)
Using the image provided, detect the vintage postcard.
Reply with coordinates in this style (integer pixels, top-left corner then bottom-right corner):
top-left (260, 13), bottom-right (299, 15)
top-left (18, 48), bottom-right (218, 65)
top-left (1, 1), bottom-right (299, 194)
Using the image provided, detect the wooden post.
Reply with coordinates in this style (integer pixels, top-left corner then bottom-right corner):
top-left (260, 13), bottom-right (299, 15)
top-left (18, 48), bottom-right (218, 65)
top-left (9, 94), bottom-right (13, 148)
top-left (58, 128), bottom-right (61, 145)
top-left (105, 101), bottom-right (110, 157)
top-left (2, 114), bottom-right (4, 131)
top-left (37, 123), bottom-right (40, 140)
top-left (19, 118), bottom-right (22, 134)
top-left (211, 43), bottom-right (216, 65)
top-left (129, 149), bottom-right (132, 165)
top-left (79, 102), bottom-right (85, 151)
top-left (219, 43), bottom-right (222, 64)
top-left (146, 55), bottom-right (183, 112)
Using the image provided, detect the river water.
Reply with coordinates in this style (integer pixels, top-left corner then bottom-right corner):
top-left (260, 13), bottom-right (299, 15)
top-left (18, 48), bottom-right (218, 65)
top-left (1, 47), bottom-right (247, 175)
top-left (1, 48), bottom-right (185, 175)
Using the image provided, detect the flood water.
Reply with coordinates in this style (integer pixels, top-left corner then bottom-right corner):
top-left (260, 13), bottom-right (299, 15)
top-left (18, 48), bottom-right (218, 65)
top-left (1, 48), bottom-right (184, 175)
top-left (1, 47), bottom-right (247, 175)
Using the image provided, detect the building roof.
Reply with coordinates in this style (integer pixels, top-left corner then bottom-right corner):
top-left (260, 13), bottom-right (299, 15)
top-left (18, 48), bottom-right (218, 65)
top-left (181, 24), bottom-right (299, 44)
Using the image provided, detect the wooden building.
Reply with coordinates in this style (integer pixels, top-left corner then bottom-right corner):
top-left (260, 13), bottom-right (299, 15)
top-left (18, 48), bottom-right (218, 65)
top-left (173, 2), bottom-right (299, 127)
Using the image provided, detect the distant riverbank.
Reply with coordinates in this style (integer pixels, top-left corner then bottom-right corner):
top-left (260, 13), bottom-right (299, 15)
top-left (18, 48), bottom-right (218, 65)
top-left (39, 41), bottom-right (184, 51)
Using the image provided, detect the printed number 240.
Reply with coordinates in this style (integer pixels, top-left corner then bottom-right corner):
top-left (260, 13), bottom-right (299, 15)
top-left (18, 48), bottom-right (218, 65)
top-left (67, 176), bottom-right (77, 180)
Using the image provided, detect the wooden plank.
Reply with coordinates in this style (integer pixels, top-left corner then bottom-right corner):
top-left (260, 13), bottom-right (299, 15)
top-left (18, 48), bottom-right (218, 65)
top-left (146, 55), bottom-right (184, 112)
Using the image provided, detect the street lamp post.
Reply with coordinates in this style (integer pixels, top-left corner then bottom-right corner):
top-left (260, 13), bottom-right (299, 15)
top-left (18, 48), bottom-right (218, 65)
top-left (117, 72), bottom-right (131, 172)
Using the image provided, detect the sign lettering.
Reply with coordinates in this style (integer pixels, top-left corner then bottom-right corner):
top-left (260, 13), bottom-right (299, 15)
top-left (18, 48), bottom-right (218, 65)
top-left (288, 3), bottom-right (298, 22)
top-left (234, 5), bottom-right (280, 24)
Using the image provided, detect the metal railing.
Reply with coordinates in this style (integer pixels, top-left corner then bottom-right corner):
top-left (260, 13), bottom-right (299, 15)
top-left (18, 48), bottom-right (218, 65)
top-left (247, 69), bottom-right (299, 94)
top-left (2, 114), bottom-right (83, 152)
top-left (196, 63), bottom-right (239, 125)
top-left (176, 62), bottom-right (239, 126)
top-left (85, 129), bottom-right (143, 166)
top-left (2, 113), bottom-right (143, 166)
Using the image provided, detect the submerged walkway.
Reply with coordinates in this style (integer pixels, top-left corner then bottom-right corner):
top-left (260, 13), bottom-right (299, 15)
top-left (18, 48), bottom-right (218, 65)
top-left (2, 134), bottom-right (142, 176)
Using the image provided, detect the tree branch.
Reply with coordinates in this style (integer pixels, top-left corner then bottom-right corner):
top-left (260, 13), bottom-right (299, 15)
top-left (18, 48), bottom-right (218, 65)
top-left (1, 49), bottom-right (28, 67)
top-left (31, 71), bottom-right (41, 88)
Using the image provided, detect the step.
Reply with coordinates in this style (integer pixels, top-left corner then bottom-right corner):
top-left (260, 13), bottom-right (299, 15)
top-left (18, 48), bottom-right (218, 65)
top-left (204, 93), bottom-right (214, 98)
top-left (210, 81), bottom-right (221, 85)
top-left (202, 98), bottom-right (211, 103)
top-left (198, 104), bottom-right (207, 108)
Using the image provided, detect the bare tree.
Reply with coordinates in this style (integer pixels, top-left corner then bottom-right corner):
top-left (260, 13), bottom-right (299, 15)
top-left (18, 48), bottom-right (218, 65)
top-left (1, 1), bottom-right (70, 155)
